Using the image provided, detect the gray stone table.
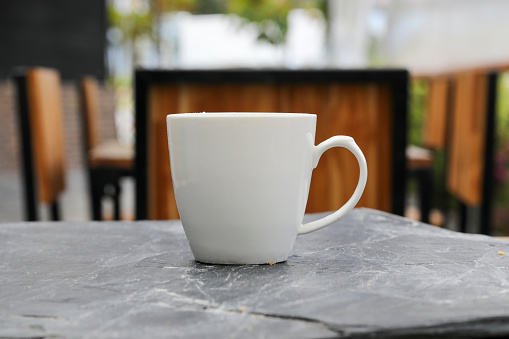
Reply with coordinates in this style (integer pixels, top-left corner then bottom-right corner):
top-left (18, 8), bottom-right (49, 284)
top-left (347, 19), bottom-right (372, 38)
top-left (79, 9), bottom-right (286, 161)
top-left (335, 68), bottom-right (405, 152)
top-left (2, 208), bottom-right (509, 338)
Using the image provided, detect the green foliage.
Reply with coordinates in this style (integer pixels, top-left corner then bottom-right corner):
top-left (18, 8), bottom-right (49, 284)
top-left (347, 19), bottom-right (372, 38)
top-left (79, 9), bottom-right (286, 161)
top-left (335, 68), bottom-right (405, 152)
top-left (408, 80), bottom-right (428, 146)
top-left (193, 0), bottom-right (227, 14)
top-left (226, 0), bottom-right (291, 44)
top-left (107, 5), bottom-right (153, 45)
top-left (497, 74), bottom-right (509, 146)
top-left (107, 0), bottom-right (327, 49)
top-left (107, 0), bottom-right (198, 45)
top-left (226, 0), bottom-right (326, 44)
top-left (493, 73), bottom-right (509, 235)
top-left (150, 0), bottom-right (197, 12)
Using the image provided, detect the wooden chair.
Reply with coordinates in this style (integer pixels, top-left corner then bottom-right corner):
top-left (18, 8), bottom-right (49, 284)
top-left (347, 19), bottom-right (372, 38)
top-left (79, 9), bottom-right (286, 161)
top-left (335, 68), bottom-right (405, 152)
top-left (79, 76), bottom-right (134, 220)
top-left (134, 69), bottom-right (408, 220)
top-left (447, 71), bottom-right (497, 234)
top-left (405, 75), bottom-right (451, 224)
top-left (410, 70), bottom-right (498, 234)
top-left (14, 67), bottom-right (66, 221)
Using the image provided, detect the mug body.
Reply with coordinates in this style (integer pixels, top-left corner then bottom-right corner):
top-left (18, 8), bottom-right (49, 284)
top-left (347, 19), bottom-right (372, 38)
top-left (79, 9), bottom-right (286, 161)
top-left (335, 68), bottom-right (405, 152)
top-left (167, 113), bottom-right (316, 264)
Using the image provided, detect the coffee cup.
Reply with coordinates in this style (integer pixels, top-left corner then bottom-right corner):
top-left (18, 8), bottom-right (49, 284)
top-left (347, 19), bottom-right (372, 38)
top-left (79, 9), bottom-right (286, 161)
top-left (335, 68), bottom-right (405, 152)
top-left (167, 112), bottom-right (367, 264)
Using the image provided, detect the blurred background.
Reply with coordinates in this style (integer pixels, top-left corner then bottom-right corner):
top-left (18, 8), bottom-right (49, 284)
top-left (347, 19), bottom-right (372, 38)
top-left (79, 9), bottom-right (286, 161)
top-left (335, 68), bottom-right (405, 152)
top-left (2, 0), bottom-right (509, 234)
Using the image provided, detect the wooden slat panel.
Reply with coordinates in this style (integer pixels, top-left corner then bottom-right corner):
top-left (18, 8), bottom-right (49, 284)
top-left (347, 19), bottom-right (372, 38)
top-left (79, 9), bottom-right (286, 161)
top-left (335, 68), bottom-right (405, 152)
top-left (176, 84), bottom-right (279, 113)
top-left (279, 83), bottom-right (392, 213)
top-left (424, 77), bottom-right (449, 149)
top-left (447, 72), bottom-right (488, 205)
top-left (375, 85), bottom-right (393, 212)
top-left (27, 68), bottom-right (66, 204)
top-left (463, 73), bottom-right (488, 205)
top-left (148, 82), bottom-right (394, 219)
top-left (448, 73), bottom-right (472, 198)
top-left (148, 84), bottom-right (279, 220)
top-left (148, 85), bottom-right (180, 220)
top-left (81, 76), bottom-right (100, 150)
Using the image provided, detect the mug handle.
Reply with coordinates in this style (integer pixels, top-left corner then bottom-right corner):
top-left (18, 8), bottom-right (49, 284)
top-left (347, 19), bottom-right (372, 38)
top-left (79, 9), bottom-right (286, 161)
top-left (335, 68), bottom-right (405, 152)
top-left (298, 136), bottom-right (368, 235)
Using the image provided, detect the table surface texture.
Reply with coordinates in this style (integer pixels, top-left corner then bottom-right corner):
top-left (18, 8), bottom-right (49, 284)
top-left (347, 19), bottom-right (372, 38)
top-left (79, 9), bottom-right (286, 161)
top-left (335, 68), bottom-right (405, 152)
top-left (2, 208), bottom-right (509, 338)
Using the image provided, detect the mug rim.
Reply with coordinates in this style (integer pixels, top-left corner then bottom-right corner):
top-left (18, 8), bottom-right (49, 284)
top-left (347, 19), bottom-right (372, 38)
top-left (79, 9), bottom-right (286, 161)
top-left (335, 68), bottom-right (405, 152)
top-left (166, 112), bottom-right (316, 119)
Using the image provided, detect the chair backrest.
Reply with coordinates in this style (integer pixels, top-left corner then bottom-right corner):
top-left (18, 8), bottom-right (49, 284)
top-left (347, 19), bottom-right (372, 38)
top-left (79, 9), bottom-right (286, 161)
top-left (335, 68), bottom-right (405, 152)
top-left (135, 70), bottom-right (408, 220)
top-left (447, 71), bottom-right (496, 207)
top-left (414, 69), bottom-right (498, 234)
top-left (423, 76), bottom-right (450, 149)
top-left (80, 76), bottom-right (100, 152)
top-left (14, 67), bottom-right (66, 220)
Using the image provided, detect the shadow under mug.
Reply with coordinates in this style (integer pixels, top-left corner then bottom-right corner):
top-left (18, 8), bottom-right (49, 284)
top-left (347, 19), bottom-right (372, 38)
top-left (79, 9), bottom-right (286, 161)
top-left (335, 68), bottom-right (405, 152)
top-left (167, 112), bottom-right (367, 264)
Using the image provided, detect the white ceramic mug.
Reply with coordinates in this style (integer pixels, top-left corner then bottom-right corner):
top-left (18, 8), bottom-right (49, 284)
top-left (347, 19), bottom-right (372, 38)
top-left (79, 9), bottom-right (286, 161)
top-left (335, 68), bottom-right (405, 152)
top-left (167, 113), bottom-right (367, 264)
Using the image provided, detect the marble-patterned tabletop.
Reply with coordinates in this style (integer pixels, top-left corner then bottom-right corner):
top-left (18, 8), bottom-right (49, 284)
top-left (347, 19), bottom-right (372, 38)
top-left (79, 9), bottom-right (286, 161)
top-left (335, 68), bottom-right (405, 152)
top-left (2, 208), bottom-right (509, 338)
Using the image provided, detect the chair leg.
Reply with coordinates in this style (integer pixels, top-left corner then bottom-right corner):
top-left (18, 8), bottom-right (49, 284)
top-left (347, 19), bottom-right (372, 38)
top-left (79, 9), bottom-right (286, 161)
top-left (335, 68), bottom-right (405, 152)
top-left (113, 181), bottom-right (121, 221)
top-left (479, 71), bottom-right (497, 235)
top-left (91, 178), bottom-right (103, 221)
top-left (418, 169), bottom-right (432, 224)
top-left (408, 167), bottom-right (433, 224)
top-left (50, 200), bottom-right (60, 221)
top-left (25, 195), bottom-right (38, 222)
top-left (89, 168), bottom-right (127, 221)
top-left (459, 202), bottom-right (468, 233)
top-left (480, 193), bottom-right (493, 236)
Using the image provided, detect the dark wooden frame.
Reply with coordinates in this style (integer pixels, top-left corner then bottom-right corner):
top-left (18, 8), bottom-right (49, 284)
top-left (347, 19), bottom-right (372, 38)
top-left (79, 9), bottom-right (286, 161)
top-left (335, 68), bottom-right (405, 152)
top-left (134, 69), bottom-right (409, 220)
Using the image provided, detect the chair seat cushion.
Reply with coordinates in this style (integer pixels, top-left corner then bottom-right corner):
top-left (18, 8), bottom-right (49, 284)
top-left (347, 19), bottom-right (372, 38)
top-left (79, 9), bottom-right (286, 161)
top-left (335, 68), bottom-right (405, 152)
top-left (89, 140), bottom-right (134, 169)
top-left (406, 145), bottom-right (434, 169)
